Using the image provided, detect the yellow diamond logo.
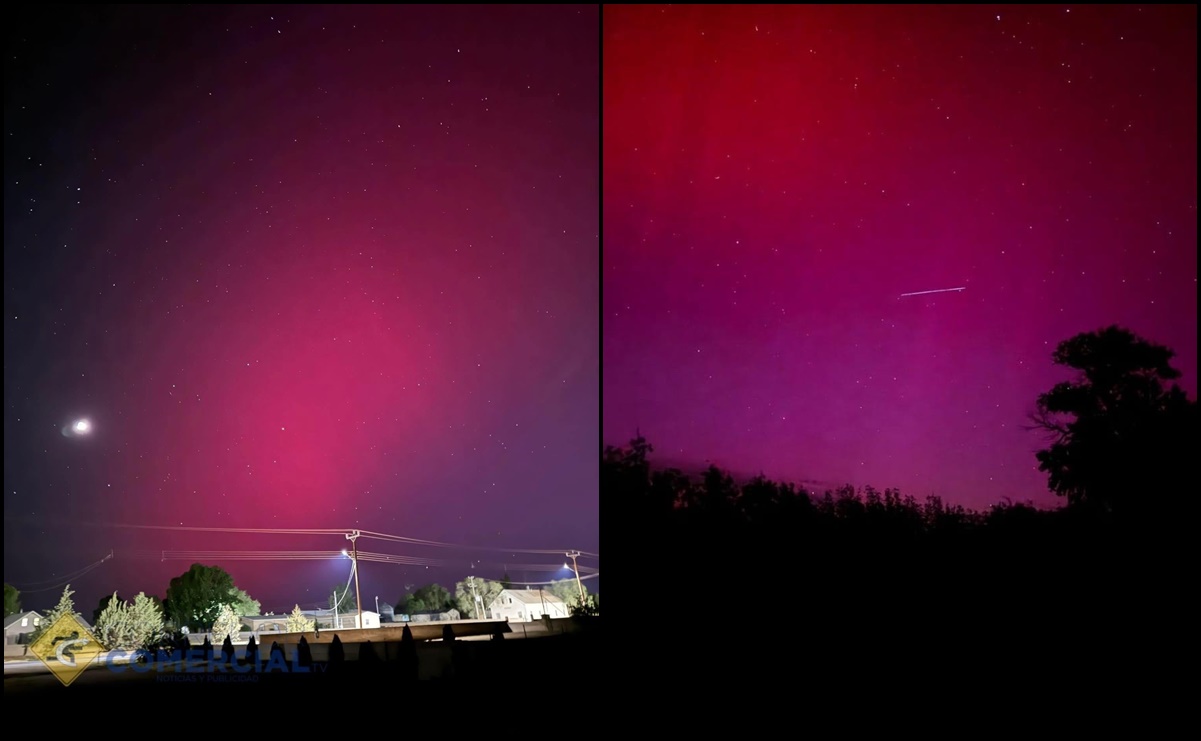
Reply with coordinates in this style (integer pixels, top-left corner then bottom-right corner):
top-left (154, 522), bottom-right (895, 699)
top-left (28, 613), bottom-right (106, 687)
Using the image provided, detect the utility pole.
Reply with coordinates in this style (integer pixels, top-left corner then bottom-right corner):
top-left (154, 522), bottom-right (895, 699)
top-left (346, 530), bottom-right (363, 629)
top-left (468, 576), bottom-right (482, 620)
top-left (566, 551), bottom-right (586, 608)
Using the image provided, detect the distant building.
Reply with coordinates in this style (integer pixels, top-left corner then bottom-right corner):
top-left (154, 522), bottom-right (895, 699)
top-left (241, 615), bottom-right (289, 633)
top-left (488, 589), bottom-right (568, 622)
top-left (300, 609), bottom-right (380, 630)
top-left (240, 610), bottom-right (380, 632)
top-left (4, 611), bottom-right (43, 646)
top-left (404, 608), bottom-right (460, 623)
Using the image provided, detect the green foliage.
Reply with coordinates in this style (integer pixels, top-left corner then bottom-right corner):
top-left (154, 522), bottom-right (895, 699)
top-left (30, 585), bottom-right (77, 643)
top-left (4, 584), bottom-right (20, 617)
top-left (329, 584), bottom-right (356, 611)
top-left (570, 594), bottom-right (599, 617)
top-left (165, 564), bottom-right (240, 632)
top-left (94, 592), bottom-right (165, 651)
top-left (549, 578), bottom-right (588, 608)
top-left (286, 604), bottom-right (315, 633)
top-left (211, 603), bottom-right (241, 644)
top-left (229, 588), bottom-right (261, 618)
top-left (399, 583), bottom-right (453, 614)
top-left (454, 577), bottom-right (504, 618)
top-left (92, 593), bottom-right (122, 626)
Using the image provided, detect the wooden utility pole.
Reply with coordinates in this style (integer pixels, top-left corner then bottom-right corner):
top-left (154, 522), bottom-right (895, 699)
top-left (565, 551), bottom-right (586, 608)
top-left (347, 530), bottom-right (363, 629)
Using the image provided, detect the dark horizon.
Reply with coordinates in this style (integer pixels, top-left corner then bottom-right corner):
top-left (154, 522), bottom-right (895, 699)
top-left (603, 5), bottom-right (1198, 512)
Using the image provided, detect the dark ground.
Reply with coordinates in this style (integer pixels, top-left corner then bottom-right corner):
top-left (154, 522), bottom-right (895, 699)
top-left (3, 629), bottom-right (600, 698)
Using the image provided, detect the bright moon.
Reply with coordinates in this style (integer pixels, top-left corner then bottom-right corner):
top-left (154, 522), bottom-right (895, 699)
top-left (73, 419), bottom-right (91, 434)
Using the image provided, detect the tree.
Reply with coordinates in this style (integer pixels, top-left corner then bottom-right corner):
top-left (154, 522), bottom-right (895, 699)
top-left (602, 433), bottom-right (654, 509)
top-left (286, 605), bottom-right (315, 633)
top-left (4, 584), bottom-right (20, 617)
top-left (454, 577), bottom-right (504, 619)
top-left (129, 593), bottom-right (167, 649)
top-left (402, 584), bottom-right (452, 614)
top-left (93, 593), bottom-right (122, 626)
top-left (94, 592), bottom-right (165, 651)
top-left (30, 585), bottom-right (77, 644)
top-left (549, 578), bottom-right (588, 609)
top-left (229, 588), bottom-right (261, 618)
top-left (211, 603), bottom-right (241, 645)
top-left (1030, 326), bottom-right (1199, 517)
top-left (330, 584), bottom-right (356, 612)
top-left (571, 594), bottom-right (599, 617)
top-left (165, 564), bottom-right (239, 632)
top-left (422, 583), bottom-right (454, 612)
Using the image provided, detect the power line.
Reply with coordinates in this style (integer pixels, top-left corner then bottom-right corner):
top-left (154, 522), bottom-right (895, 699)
top-left (502, 573), bottom-right (601, 587)
top-left (13, 551), bottom-right (113, 593)
top-left (115, 548), bottom-right (603, 582)
top-left (357, 529), bottom-right (599, 558)
top-left (22, 518), bottom-right (598, 560)
top-left (120, 550), bottom-right (344, 561)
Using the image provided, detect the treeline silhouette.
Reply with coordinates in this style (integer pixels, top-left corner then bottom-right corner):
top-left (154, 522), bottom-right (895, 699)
top-left (607, 327), bottom-right (1196, 685)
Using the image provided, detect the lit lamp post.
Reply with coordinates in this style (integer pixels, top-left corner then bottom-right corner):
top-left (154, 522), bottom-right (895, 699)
top-left (565, 551), bottom-right (586, 609)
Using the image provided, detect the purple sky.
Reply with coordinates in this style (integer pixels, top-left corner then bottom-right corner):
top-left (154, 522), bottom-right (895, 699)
top-left (603, 5), bottom-right (1197, 509)
top-left (4, 6), bottom-right (599, 614)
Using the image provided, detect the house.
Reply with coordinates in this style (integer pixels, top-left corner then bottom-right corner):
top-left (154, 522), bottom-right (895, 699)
top-left (4, 611), bottom-right (43, 646)
top-left (405, 608), bottom-right (460, 623)
top-left (488, 589), bottom-right (568, 622)
top-left (241, 615), bottom-right (289, 633)
top-left (300, 609), bottom-right (380, 630)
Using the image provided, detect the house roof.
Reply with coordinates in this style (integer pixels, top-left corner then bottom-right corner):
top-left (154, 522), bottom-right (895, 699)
top-left (4, 611), bottom-right (42, 630)
top-left (494, 589), bottom-right (566, 606)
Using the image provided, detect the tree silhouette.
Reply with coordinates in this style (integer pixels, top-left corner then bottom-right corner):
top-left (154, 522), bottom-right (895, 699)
top-left (1029, 326), bottom-right (1198, 518)
top-left (165, 564), bottom-right (239, 632)
top-left (3, 584), bottom-right (20, 617)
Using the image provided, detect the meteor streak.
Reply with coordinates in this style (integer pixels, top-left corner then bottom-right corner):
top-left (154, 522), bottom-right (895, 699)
top-left (899, 287), bottom-right (966, 298)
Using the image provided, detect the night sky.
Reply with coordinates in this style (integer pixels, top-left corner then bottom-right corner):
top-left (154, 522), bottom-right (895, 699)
top-left (603, 6), bottom-right (1196, 509)
top-left (4, 6), bottom-right (599, 614)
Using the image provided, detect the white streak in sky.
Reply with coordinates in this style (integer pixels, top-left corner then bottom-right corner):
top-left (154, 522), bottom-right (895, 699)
top-left (899, 287), bottom-right (966, 298)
